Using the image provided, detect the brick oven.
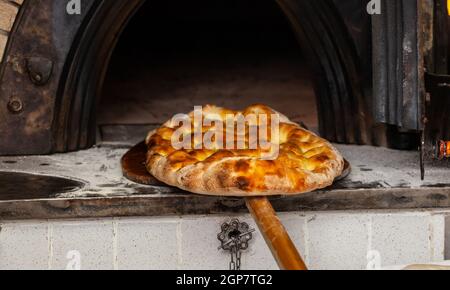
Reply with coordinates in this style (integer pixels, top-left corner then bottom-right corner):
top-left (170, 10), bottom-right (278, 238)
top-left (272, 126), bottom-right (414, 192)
top-left (0, 0), bottom-right (450, 270)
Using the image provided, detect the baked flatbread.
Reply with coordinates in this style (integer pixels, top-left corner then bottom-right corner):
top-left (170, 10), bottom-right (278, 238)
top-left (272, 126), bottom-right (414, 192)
top-left (146, 105), bottom-right (344, 196)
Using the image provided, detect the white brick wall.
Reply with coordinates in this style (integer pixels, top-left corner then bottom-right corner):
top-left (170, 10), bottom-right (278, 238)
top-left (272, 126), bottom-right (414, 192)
top-left (115, 218), bottom-right (180, 270)
top-left (51, 220), bottom-right (115, 270)
top-left (0, 209), bottom-right (449, 270)
top-left (0, 221), bottom-right (49, 270)
top-left (307, 214), bottom-right (370, 270)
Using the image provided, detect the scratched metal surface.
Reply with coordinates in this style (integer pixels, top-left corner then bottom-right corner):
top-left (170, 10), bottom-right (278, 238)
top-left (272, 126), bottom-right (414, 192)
top-left (0, 172), bottom-right (84, 201)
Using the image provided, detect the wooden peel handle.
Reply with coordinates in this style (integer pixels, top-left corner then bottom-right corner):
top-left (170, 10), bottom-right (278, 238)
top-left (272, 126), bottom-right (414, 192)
top-left (246, 197), bottom-right (308, 270)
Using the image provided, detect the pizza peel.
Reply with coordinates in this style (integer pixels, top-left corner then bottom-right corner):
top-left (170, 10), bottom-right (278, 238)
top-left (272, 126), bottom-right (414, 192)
top-left (121, 141), bottom-right (351, 270)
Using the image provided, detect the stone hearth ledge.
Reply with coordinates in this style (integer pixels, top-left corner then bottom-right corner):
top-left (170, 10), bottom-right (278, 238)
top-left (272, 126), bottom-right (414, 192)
top-left (1, 144), bottom-right (450, 220)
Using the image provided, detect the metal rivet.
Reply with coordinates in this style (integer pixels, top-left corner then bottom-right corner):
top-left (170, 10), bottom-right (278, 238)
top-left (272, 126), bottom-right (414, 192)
top-left (25, 57), bottom-right (53, 86)
top-left (33, 73), bottom-right (43, 83)
top-left (7, 98), bottom-right (23, 114)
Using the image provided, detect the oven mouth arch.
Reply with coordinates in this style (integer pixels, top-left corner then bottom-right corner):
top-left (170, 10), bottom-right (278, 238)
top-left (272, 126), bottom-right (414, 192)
top-left (0, 0), bottom-right (388, 156)
top-left (55, 0), bottom-right (371, 153)
top-left (53, 0), bottom-right (146, 152)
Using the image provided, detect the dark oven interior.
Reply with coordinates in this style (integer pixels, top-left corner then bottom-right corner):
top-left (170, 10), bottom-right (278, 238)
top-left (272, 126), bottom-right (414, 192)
top-left (98, 0), bottom-right (318, 145)
top-left (94, 0), bottom-right (419, 150)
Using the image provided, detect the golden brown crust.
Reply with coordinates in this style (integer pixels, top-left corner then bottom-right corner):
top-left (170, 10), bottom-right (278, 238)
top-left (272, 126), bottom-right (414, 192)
top-left (145, 105), bottom-right (344, 196)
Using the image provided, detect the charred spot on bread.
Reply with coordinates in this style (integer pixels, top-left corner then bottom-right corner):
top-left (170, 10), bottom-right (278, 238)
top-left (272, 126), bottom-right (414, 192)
top-left (236, 176), bottom-right (251, 191)
top-left (234, 160), bottom-right (250, 172)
